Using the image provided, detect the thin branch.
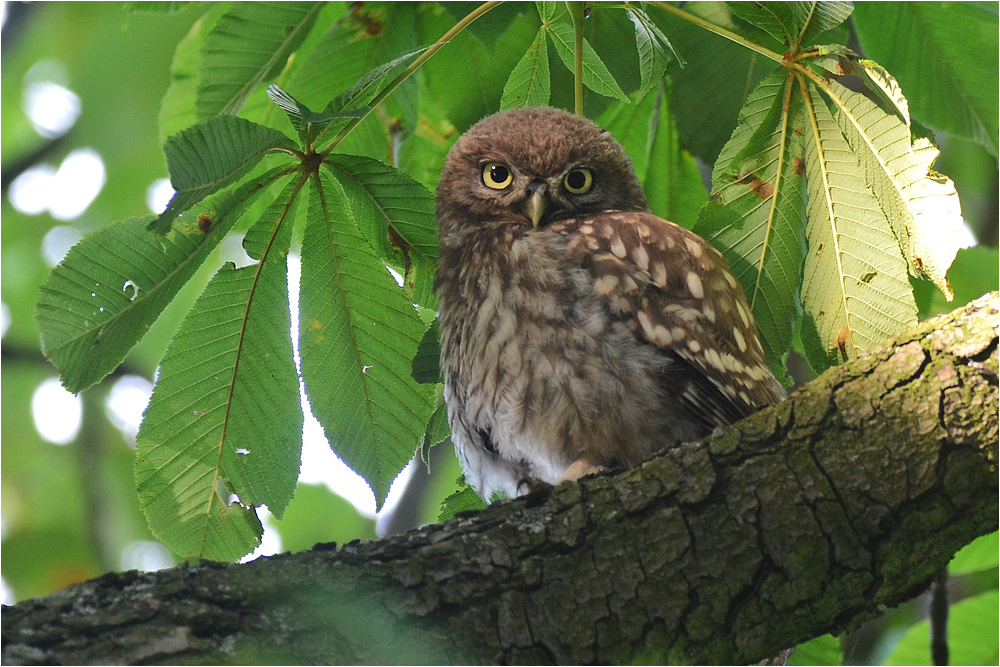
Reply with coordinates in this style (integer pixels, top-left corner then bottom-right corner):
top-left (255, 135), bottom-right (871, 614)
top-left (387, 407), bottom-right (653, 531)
top-left (567, 1), bottom-right (585, 114)
top-left (648, 1), bottom-right (785, 64)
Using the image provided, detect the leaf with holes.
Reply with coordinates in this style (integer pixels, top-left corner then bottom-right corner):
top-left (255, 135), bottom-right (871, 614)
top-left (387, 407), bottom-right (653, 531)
top-left (324, 154), bottom-right (438, 308)
top-left (135, 179), bottom-right (304, 560)
top-left (152, 115), bottom-right (297, 233)
top-left (822, 76), bottom-right (964, 299)
top-left (298, 172), bottom-right (435, 506)
top-left (36, 166), bottom-right (293, 393)
top-left (695, 71), bottom-right (806, 377)
top-left (798, 83), bottom-right (917, 372)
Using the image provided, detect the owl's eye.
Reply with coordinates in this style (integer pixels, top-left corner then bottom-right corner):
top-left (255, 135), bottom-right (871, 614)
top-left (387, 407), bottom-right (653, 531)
top-left (564, 168), bottom-right (593, 194)
top-left (482, 162), bottom-right (513, 189)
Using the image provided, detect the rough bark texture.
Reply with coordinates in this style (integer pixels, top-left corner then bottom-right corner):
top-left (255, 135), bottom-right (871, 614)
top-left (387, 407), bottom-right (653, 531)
top-left (3, 293), bottom-right (998, 665)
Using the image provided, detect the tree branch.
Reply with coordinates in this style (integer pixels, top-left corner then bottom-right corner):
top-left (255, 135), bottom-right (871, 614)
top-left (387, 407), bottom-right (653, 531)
top-left (4, 293), bottom-right (997, 665)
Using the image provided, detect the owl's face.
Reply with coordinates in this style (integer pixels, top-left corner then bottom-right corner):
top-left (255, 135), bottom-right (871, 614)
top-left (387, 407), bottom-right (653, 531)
top-left (436, 107), bottom-right (649, 240)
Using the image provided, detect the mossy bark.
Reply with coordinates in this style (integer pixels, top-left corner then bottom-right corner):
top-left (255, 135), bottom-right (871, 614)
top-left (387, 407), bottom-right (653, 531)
top-left (3, 293), bottom-right (997, 665)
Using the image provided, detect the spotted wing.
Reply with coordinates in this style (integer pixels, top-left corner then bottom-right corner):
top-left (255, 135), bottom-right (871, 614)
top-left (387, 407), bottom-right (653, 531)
top-left (564, 211), bottom-right (785, 431)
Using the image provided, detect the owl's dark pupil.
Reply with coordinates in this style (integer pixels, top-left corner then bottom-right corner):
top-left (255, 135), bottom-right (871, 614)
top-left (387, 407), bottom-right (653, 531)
top-left (567, 171), bottom-right (587, 189)
top-left (490, 165), bottom-right (509, 183)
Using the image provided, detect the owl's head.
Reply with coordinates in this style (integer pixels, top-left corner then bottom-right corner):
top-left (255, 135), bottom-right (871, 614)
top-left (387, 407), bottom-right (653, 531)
top-left (436, 107), bottom-right (648, 238)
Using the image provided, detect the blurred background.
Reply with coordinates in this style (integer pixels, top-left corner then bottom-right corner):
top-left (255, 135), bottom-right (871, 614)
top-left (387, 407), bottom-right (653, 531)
top-left (1, 1), bottom-right (996, 625)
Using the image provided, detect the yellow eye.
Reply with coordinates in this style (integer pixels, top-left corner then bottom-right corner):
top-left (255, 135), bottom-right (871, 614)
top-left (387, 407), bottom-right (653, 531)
top-left (482, 162), bottom-right (513, 189)
top-left (564, 168), bottom-right (593, 194)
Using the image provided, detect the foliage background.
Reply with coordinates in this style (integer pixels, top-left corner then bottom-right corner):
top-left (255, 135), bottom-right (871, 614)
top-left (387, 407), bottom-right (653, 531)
top-left (0, 2), bottom-right (996, 664)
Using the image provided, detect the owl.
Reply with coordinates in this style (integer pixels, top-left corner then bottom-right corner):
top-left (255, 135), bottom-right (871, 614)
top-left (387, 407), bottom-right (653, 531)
top-left (434, 106), bottom-right (785, 501)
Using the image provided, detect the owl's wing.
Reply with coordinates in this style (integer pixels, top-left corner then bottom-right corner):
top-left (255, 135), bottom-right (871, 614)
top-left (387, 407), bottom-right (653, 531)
top-left (564, 211), bottom-right (785, 431)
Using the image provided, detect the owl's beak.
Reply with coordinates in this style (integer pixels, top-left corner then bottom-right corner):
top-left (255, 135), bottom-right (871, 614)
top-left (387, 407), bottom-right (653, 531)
top-left (525, 185), bottom-right (549, 228)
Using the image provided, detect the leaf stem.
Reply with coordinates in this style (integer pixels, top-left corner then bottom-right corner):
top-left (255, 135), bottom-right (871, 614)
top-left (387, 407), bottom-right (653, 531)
top-left (567, 1), bottom-right (586, 115)
top-left (647, 1), bottom-right (784, 65)
top-left (320, 0), bottom-right (503, 155)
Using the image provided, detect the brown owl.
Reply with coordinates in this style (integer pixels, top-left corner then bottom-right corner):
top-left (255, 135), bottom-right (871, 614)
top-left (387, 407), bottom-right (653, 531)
top-left (434, 106), bottom-right (784, 501)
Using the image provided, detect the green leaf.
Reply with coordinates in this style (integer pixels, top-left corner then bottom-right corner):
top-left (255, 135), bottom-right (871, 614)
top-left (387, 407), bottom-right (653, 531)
top-left (411, 320), bottom-right (442, 385)
top-left (660, 5), bottom-right (777, 162)
top-left (695, 71), bottom-right (806, 376)
top-left (287, 3), bottom-right (421, 145)
top-left (625, 6), bottom-right (676, 101)
top-left (158, 4), bottom-right (226, 144)
top-left (324, 154), bottom-right (438, 308)
top-left (885, 590), bottom-right (999, 666)
top-left (535, 1), bottom-right (556, 23)
top-left (730, 2), bottom-right (852, 49)
top-left (500, 26), bottom-right (551, 110)
top-left (438, 482), bottom-right (487, 522)
top-left (135, 178), bottom-right (304, 560)
top-left (299, 173), bottom-right (435, 506)
top-left (853, 2), bottom-right (998, 156)
top-left (36, 167), bottom-right (292, 393)
top-left (326, 45), bottom-right (427, 115)
top-left (949, 532), bottom-right (999, 575)
top-left (795, 1), bottom-right (853, 47)
top-left (727, 2), bottom-right (801, 47)
top-left (197, 2), bottom-right (324, 119)
top-left (798, 83), bottom-right (917, 372)
top-left (643, 83), bottom-right (709, 230)
top-left (266, 84), bottom-right (368, 146)
top-left (823, 77), bottom-right (964, 299)
top-left (547, 21), bottom-right (630, 103)
top-left (274, 483), bottom-right (376, 553)
top-left (419, 398), bottom-right (450, 468)
top-left (787, 633), bottom-right (843, 666)
top-left (152, 115), bottom-right (297, 233)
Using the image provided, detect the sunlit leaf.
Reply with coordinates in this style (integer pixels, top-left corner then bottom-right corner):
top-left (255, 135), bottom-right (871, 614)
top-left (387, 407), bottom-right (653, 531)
top-left (324, 154), bottom-right (438, 308)
top-left (152, 115), bottom-right (297, 233)
top-left (823, 77), bottom-right (964, 299)
top-left (500, 26), bottom-right (550, 110)
top-left (695, 71), bottom-right (806, 375)
top-left (36, 167), bottom-right (293, 393)
top-left (198, 2), bottom-right (324, 118)
top-left (798, 83), bottom-right (917, 372)
top-left (548, 21), bottom-right (630, 103)
top-left (135, 178), bottom-right (304, 560)
top-left (853, 2), bottom-right (998, 156)
top-left (299, 173), bottom-right (435, 506)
